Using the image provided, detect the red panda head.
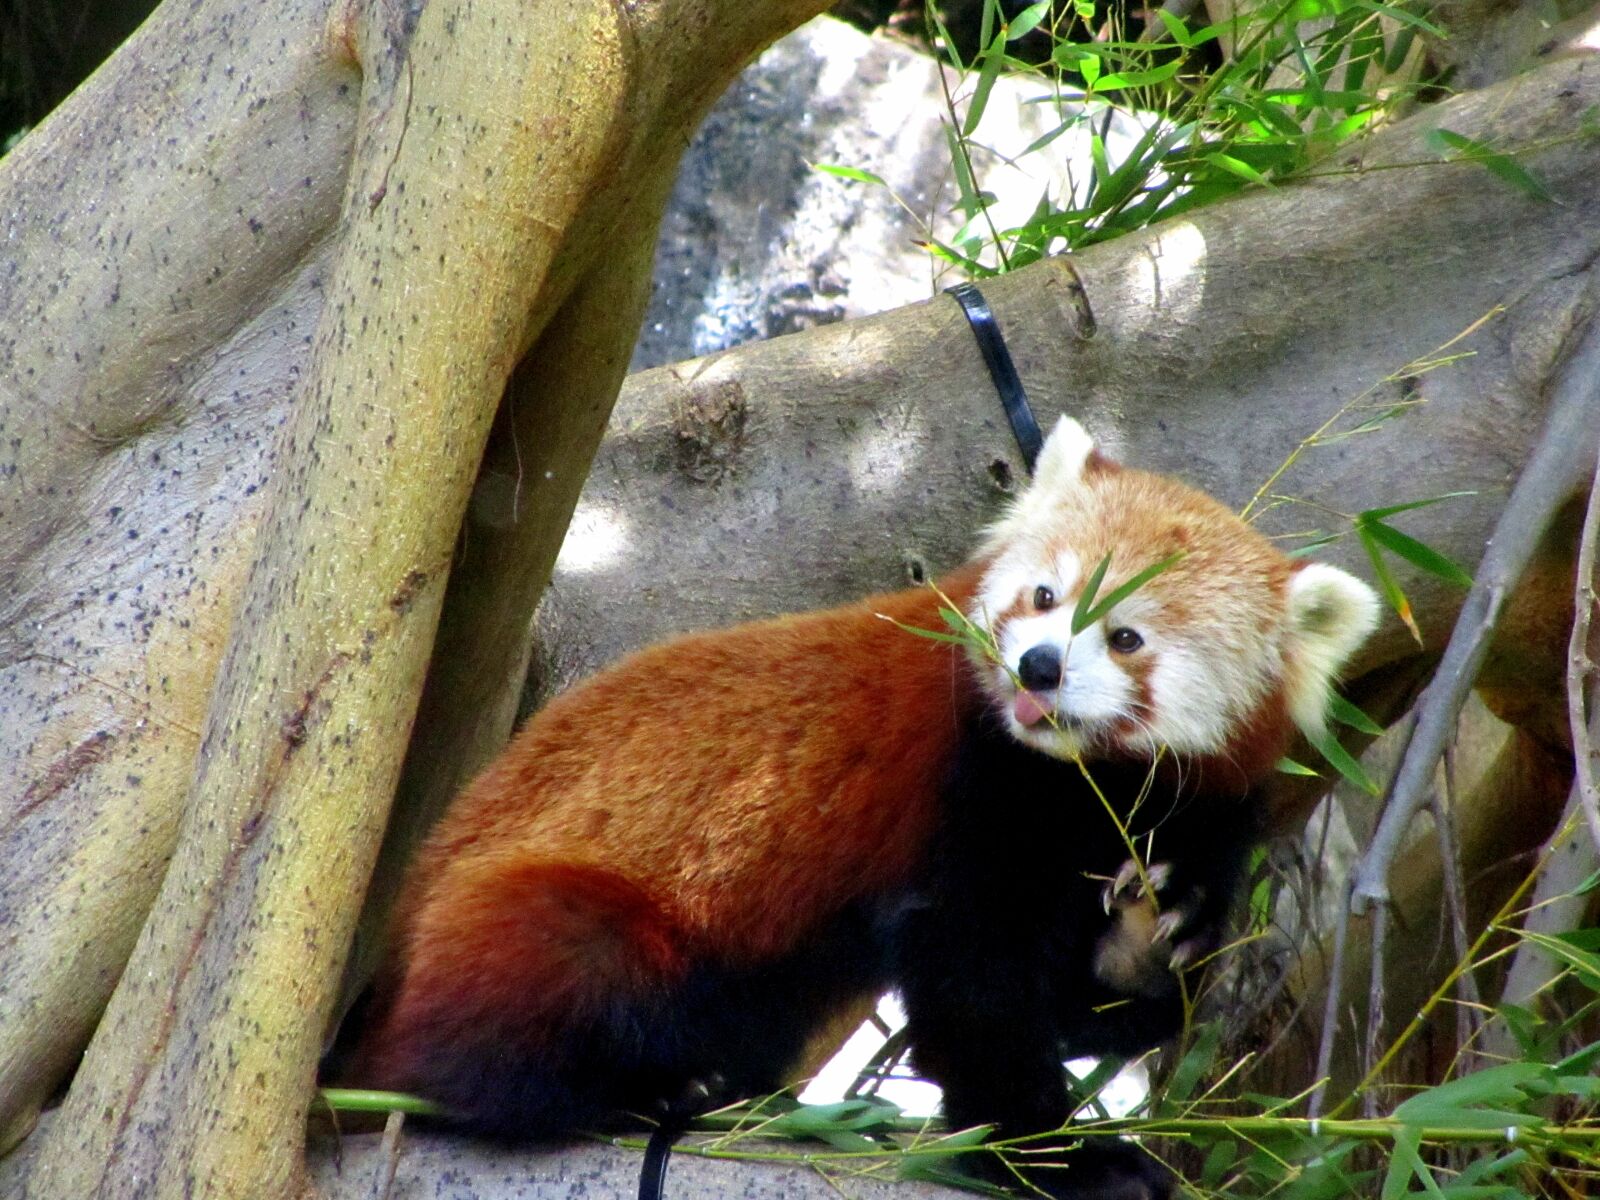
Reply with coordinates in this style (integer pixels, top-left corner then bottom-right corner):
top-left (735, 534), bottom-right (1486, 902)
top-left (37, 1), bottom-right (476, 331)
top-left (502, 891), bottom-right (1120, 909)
top-left (970, 417), bottom-right (1380, 771)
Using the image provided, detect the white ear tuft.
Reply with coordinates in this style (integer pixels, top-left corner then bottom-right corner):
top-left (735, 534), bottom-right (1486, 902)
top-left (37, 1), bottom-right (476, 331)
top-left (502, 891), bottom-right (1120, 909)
top-left (1032, 416), bottom-right (1097, 496)
top-left (1284, 562), bottom-right (1381, 735)
top-left (978, 416), bottom-right (1099, 556)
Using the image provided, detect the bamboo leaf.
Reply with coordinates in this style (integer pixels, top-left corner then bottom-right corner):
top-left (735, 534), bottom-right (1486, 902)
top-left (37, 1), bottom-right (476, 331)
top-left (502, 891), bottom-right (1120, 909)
top-left (1362, 519), bottom-right (1474, 587)
top-left (927, 5), bottom-right (965, 71)
top-left (1076, 552), bottom-right (1186, 631)
top-left (877, 613), bottom-right (971, 644)
top-left (1200, 1138), bottom-right (1239, 1187)
top-left (964, 31), bottom-right (1008, 136)
top-left (1379, 1131), bottom-right (1414, 1200)
top-left (1305, 725), bottom-right (1381, 796)
top-left (1426, 128), bottom-right (1554, 202)
top-left (1357, 491), bottom-right (1477, 522)
top-left (1092, 59), bottom-right (1184, 93)
top-left (1349, 0), bottom-right (1446, 37)
top-left (1277, 756), bottom-right (1321, 777)
top-left (1390, 1125), bottom-right (1447, 1199)
top-left (1393, 1062), bottom-right (1551, 1124)
top-left (1204, 150), bottom-right (1273, 186)
top-left (1328, 693), bottom-right (1384, 735)
top-left (1359, 523), bottom-right (1422, 644)
top-left (1007, 1), bottom-right (1052, 41)
top-left (1521, 929), bottom-right (1600, 992)
top-left (1087, 132), bottom-right (1110, 203)
top-left (1285, 533), bottom-right (1343, 557)
top-left (1071, 552), bottom-right (1114, 634)
top-left (812, 163), bottom-right (888, 187)
top-left (943, 122), bottom-right (983, 219)
top-left (1159, 1021), bottom-right (1222, 1108)
top-left (1382, 24), bottom-right (1418, 74)
top-left (1153, 7), bottom-right (1193, 47)
top-left (319, 1087), bottom-right (444, 1116)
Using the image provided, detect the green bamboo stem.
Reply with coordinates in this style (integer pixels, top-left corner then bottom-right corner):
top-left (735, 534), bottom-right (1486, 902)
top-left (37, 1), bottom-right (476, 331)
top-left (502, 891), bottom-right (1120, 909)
top-left (316, 1089), bottom-right (1600, 1151)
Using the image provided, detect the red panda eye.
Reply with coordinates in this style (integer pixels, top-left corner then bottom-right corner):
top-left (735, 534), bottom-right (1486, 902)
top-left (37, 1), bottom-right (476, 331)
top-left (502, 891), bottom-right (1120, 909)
top-left (1109, 627), bottom-right (1144, 653)
top-left (1033, 585), bottom-right (1055, 611)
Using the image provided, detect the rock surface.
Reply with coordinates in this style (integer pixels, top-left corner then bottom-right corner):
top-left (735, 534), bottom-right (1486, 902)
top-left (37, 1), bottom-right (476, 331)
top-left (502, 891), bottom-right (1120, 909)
top-left (629, 13), bottom-right (1139, 372)
top-left (306, 1128), bottom-right (969, 1200)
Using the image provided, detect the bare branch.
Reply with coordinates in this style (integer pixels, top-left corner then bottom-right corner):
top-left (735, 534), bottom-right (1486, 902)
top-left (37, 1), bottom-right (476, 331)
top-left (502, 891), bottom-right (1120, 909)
top-left (1350, 321), bottom-right (1600, 917)
top-left (1433, 744), bottom-right (1486, 1059)
top-left (1309, 877), bottom-right (1357, 1118)
top-left (1567, 442), bottom-right (1600, 854)
top-left (1362, 911), bottom-right (1389, 1117)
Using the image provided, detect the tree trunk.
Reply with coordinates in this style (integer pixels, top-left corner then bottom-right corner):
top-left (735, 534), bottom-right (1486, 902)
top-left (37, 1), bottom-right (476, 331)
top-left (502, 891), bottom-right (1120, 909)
top-left (1, 1), bottom-right (1597, 1195)
top-left (0, 0), bottom-right (832, 1192)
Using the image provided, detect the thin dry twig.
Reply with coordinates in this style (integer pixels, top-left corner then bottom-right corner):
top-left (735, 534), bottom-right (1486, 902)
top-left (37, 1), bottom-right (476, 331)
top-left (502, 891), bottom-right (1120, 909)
top-left (1309, 876), bottom-right (1356, 1118)
top-left (1433, 743), bottom-right (1485, 1057)
top-left (1362, 912), bottom-right (1388, 1118)
top-left (1350, 322), bottom-right (1600, 913)
top-left (371, 1109), bottom-right (405, 1200)
top-left (1566, 442), bottom-right (1600, 854)
top-left (1310, 318), bottom-right (1600, 1114)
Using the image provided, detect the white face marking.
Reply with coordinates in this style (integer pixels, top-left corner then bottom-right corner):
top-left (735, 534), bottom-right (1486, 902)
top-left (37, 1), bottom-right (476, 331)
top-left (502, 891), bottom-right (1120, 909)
top-left (972, 576), bottom-right (1281, 761)
top-left (976, 589), bottom-right (1143, 760)
top-left (964, 416), bottom-right (1381, 768)
top-left (974, 545), bottom-right (1081, 620)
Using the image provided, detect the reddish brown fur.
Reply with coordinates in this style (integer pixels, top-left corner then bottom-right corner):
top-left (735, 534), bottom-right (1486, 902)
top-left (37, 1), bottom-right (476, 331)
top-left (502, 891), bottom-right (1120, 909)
top-left (356, 564), bottom-right (990, 1093)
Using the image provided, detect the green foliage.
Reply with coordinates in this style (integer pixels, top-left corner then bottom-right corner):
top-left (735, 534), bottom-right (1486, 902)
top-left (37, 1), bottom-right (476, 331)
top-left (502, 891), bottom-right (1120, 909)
top-left (817, 0), bottom-right (1554, 276)
top-left (418, 938), bottom-right (1596, 1196)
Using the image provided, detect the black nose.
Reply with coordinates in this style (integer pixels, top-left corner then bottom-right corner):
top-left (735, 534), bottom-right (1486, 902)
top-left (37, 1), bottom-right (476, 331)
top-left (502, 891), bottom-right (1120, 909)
top-left (1018, 645), bottom-right (1063, 690)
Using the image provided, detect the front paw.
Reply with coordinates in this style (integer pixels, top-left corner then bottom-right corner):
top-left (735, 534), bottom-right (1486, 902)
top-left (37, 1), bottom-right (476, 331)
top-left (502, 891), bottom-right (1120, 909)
top-left (1094, 859), bottom-right (1212, 996)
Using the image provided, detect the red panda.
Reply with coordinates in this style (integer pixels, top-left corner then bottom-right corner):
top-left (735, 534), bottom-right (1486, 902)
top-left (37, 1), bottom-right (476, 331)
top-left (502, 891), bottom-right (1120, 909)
top-left (342, 417), bottom-right (1379, 1200)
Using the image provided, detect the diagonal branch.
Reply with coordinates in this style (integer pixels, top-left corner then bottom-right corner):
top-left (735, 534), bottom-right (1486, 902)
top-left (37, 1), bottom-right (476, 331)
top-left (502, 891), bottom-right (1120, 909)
top-left (1349, 319), bottom-right (1600, 918)
top-left (1309, 316), bottom-right (1600, 1116)
top-left (1566, 441), bottom-right (1600, 854)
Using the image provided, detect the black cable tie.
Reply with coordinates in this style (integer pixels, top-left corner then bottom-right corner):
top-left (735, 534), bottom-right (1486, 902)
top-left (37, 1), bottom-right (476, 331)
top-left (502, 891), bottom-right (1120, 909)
top-left (945, 281), bottom-right (1044, 474)
top-left (638, 1123), bottom-right (677, 1200)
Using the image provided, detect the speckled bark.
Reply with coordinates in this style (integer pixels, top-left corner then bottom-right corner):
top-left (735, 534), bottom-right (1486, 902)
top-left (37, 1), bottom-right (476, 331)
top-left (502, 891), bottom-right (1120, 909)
top-left (1, 0), bottom-right (833, 1194)
top-left (0, 0), bottom-right (361, 1156)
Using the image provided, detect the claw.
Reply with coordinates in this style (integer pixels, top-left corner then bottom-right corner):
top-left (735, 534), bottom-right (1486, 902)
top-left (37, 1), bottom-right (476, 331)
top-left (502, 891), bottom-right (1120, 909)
top-left (1169, 941), bottom-right (1199, 972)
top-left (1151, 909), bottom-right (1184, 945)
top-left (1142, 861), bottom-right (1173, 897)
top-left (1104, 859), bottom-right (1136, 913)
top-left (1104, 859), bottom-right (1175, 912)
top-left (1114, 858), bottom-right (1142, 897)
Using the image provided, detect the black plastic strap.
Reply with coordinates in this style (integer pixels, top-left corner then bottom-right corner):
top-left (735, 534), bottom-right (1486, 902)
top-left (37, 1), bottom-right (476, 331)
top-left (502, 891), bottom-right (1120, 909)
top-left (945, 281), bottom-right (1044, 474)
top-left (638, 1123), bottom-right (678, 1200)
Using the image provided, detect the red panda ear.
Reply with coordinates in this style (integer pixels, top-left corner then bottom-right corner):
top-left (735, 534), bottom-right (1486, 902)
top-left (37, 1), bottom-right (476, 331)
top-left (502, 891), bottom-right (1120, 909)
top-left (978, 417), bottom-right (1107, 558)
top-left (1032, 416), bottom-right (1098, 496)
top-left (1283, 562), bottom-right (1382, 735)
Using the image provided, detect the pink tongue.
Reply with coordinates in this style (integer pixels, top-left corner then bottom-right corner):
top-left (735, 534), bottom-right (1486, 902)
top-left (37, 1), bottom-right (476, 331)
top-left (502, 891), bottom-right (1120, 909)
top-left (1013, 690), bottom-right (1053, 727)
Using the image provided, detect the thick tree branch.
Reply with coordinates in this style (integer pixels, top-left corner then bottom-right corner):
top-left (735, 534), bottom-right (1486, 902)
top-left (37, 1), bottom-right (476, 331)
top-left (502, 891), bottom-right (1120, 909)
top-left (0, 0), bottom-right (836, 1177)
top-left (24, 0), bottom-right (618, 1188)
top-left (15, 0), bottom-right (836, 1192)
